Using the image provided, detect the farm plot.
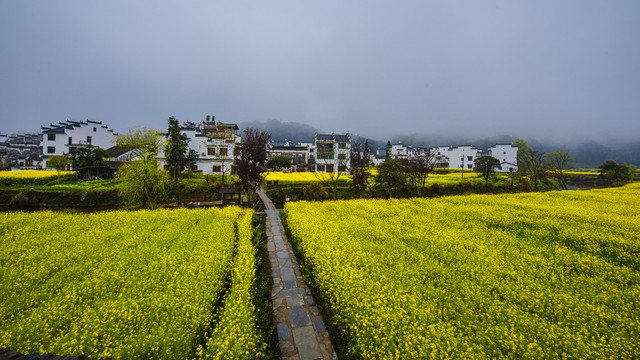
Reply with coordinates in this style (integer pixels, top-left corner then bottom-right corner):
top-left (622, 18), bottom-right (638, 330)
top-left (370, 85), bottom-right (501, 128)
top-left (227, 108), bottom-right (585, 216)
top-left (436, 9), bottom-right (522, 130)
top-left (0, 207), bottom-right (264, 359)
top-left (284, 183), bottom-right (640, 359)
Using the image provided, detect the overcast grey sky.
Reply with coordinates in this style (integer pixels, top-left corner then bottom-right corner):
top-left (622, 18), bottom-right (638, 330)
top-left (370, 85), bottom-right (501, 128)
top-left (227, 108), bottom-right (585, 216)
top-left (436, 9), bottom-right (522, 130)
top-left (1, 1), bottom-right (639, 142)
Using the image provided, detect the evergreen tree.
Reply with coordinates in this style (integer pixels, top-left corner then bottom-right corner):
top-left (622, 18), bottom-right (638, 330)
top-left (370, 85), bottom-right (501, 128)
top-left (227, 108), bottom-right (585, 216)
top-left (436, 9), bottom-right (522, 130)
top-left (165, 116), bottom-right (189, 182)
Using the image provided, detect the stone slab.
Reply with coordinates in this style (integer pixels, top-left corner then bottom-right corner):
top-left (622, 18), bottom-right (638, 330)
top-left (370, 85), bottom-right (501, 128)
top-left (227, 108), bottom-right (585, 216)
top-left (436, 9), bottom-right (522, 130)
top-left (289, 306), bottom-right (311, 328)
top-left (277, 323), bottom-right (291, 340)
top-left (311, 316), bottom-right (326, 332)
top-left (292, 326), bottom-right (324, 360)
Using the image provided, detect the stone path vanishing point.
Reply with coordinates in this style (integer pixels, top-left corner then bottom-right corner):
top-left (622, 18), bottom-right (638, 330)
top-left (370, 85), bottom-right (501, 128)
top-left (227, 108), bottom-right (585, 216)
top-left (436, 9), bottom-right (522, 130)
top-left (257, 189), bottom-right (338, 360)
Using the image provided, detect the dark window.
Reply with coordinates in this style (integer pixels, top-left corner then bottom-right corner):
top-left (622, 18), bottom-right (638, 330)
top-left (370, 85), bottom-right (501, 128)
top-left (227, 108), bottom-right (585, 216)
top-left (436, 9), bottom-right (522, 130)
top-left (467, 156), bottom-right (473, 161)
top-left (47, 134), bottom-right (56, 141)
top-left (47, 146), bottom-right (55, 153)
top-left (338, 153), bottom-right (346, 160)
top-left (68, 137), bottom-right (73, 144)
top-left (212, 165), bottom-right (222, 172)
top-left (338, 165), bottom-right (347, 172)
top-left (93, 127), bottom-right (97, 132)
top-left (208, 148), bottom-right (216, 156)
top-left (338, 142), bottom-right (347, 149)
top-left (219, 148), bottom-right (228, 156)
top-left (316, 164), bottom-right (325, 172)
top-left (86, 136), bottom-right (92, 144)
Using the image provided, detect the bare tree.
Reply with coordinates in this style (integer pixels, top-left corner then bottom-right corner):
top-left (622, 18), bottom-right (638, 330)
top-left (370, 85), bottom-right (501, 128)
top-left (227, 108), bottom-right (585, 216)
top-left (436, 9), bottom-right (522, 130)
top-left (236, 128), bottom-right (271, 206)
top-left (350, 140), bottom-right (371, 195)
top-left (520, 150), bottom-right (547, 189)
top-left (545, 150), bottom-right (574, 190)
top-left (405, 147), bottom-right (435, 196)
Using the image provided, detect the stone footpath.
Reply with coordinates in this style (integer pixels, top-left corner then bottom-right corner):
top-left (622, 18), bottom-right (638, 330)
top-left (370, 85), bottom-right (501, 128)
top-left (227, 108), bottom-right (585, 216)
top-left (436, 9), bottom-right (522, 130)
top-left (258, 190), bottom-right (337, 360)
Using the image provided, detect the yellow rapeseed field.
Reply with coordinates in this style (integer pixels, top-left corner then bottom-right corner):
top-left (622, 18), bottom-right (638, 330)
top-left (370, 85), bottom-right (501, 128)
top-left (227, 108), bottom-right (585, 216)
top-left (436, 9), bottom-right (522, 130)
top-left (0, 207), bottom-right (264, 359)
top-left (0, 170), bottom-right (75, 186)
top-left (263, 171), bottom-right (352, 183)
top-left (284, 183), bottom-right (640, 359)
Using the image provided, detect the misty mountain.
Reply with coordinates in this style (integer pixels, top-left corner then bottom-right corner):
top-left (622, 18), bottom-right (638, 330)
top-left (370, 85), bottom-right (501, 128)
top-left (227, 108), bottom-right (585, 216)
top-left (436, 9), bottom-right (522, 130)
top-left (238, 119), bottom-right (320, 143)
top-left (238, 119), bottom-right (639, 167)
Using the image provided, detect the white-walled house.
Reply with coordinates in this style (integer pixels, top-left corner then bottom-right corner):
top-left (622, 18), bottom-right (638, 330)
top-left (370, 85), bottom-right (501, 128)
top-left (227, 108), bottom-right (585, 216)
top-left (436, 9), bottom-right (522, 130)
top-left (488, 144), bottom-right (518, 172)
top-left (313, 133), bottom-right (351, 173)
top-left (266, 140), bottom-right (311, 168)
top-left (157, 115), bottom-right (241, 175)
top-left (41, 120), bottom-right (117, 167)
top-left (438, 145), bottom-right (481, 169)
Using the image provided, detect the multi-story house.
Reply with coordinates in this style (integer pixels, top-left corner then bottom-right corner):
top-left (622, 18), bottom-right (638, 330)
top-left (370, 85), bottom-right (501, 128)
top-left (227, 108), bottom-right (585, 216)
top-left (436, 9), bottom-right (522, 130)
top-left (438, 145), bottom-right (481, 169)
top-left (41, 120), bottom-right (117, 167)
top-left (488, 144), bottom-right (518, 172)
top-left (313, 133), bottom-right (351, 173)
top-left (159, 115), bottom-right (241, 175)
top-left (266, 140), bottom-right (311, 168)
top-left (0, 133), bottom-right (43, 168)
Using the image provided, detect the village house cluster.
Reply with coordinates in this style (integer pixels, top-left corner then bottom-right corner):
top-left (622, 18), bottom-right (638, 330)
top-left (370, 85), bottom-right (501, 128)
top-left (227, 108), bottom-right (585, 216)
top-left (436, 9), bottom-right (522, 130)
top-left (1, 115), bottom-right (518, 174)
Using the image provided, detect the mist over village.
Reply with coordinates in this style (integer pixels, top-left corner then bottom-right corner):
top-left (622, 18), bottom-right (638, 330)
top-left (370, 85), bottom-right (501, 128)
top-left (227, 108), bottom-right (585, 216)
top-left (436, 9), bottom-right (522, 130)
top-left (1, 2), bottom-right (639, 360)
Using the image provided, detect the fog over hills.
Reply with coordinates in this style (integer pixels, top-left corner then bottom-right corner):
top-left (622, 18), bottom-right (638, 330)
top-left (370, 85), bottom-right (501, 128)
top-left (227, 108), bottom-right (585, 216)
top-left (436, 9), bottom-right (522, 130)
top-left (239, 119), bottom-right (640, 167)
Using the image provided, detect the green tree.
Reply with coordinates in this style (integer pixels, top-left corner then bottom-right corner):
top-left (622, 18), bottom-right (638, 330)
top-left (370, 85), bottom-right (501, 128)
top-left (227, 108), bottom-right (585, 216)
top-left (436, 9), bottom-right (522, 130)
top-left (186, 149), bottom-right (199, 179)
top-left (115, 127), bottom-right (163, 162)
top-left (115, 128), bottom-right (167, 209)
top-left (69, 145), bottom-right (106, 169)
top-left (385, 141), bottom-right (392, 162)
top-left (266, 156), bottom-right (292, 169)
top-left (545, 150), bottom-right (574, 190)
top-left (599, 160), bottom-right (635, 184)
top-left (48, 155), bottom-right (69, 184)
top-left (164, 116), bottom-right (189, 182)
top-left (116, 159), bottom-right (169, 209)
top-left (376, 159), bottom-right (408, 198)
top-left (474, 155), bottom-right (501, 184)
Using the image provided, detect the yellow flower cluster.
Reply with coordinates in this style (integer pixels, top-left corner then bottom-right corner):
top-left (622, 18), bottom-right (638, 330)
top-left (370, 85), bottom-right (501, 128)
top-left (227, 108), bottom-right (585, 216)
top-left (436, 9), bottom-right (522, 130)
top-left (263, 171), bottom-right (352, 184)
top-left (284, 183), bottom-right (640, 359)
top-left (0, 207), bottom-right (263, 359)
top-left (197, 209), bottom-right (265, 359)
top-left (0, 170), bottom-right (75, 186)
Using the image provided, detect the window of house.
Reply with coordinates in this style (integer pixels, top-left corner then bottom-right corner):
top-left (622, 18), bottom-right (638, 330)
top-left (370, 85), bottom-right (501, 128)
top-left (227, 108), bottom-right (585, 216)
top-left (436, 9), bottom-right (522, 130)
top-left (316, 164), bottom-right (325, 172)
top-left (212, 165), bottom-right (222, 172)
top-left (68, 137), bottom-right (73, 145)
top-left (208, 147), bottom-right (216, 156)
top-left (338, 142), bottom-right (347, 149)
top-left (467, 156), bottom-right (473, 161)
top-left (93, 127), bottom-right (97, 132)
top-left (338, 165), bottom-right (347, 172)
top-left (47, 146), bottom-right (55, 153)
top-left (338, 153), bottom-right (346, 160)
top-left (86, 136), bottom-right (92, 144)
top-left (48, 134), bottom-right (56, 141)
top-left (219, 148), bottom-right (228, 156)
top-left (467, 164), bottom-right (473, 169)
top-left (326, 165), bottom-right (334, 173)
